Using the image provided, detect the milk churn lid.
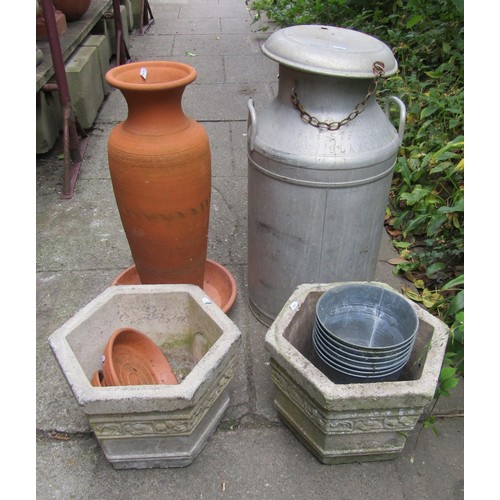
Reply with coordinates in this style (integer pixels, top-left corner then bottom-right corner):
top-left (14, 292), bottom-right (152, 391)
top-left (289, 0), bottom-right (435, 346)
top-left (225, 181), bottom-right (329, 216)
top-left (261, 25), bottom-right (398, 78)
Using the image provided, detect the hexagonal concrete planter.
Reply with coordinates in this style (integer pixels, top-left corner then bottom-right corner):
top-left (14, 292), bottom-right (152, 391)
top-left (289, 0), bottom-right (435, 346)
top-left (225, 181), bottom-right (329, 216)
top-left (265, 282), bottom-right (449, 464)
top-left (49, 284), bottom-right (242, 469)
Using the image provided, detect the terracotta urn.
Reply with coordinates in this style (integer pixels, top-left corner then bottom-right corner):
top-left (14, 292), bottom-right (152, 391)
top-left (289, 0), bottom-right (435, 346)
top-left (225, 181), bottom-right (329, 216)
top-left (106, 61), bottom-right (211, 287)
top-left (53, 0), bottom-right (92, 22)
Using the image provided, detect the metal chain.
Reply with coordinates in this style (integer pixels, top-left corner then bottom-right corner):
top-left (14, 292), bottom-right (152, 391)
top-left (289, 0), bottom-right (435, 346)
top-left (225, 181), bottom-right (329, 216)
top-left (290, 61), bottom-right (386, 131)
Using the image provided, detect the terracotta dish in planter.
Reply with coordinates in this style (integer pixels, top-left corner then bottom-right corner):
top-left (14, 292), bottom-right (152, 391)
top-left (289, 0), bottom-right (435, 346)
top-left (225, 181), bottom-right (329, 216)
top-left (103, 327), bottom-right (179, 386)
top-left (112, 259), bottom-right (237, 313)
top-left (91, 370), bottom-right (106, 387)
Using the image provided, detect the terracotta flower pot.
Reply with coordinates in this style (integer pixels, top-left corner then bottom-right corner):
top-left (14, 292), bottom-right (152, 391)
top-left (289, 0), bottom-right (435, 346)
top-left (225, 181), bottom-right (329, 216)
top-left (106, 61), bottom-right (211, 287)
top-left (103, 327), bottom-right (179, 386)
top-left (53, 0), bottom-right (92, 22)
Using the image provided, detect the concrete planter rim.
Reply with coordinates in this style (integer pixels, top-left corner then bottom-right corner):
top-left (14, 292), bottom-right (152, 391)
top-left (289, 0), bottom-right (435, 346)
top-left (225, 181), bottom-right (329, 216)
top-left (265, 282), bottom-right (449, 405)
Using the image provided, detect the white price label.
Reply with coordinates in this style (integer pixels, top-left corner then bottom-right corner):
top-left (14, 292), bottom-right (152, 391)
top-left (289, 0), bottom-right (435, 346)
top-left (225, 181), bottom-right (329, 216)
top-left (140, 67), bottom-right (147, 80)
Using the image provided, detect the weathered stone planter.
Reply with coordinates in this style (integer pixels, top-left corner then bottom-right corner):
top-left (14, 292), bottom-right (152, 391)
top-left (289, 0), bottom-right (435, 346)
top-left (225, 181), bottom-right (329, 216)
top-left (49, 284), bottom-right (242, 469)
top-left (265, 282), bottom-right (449, 464)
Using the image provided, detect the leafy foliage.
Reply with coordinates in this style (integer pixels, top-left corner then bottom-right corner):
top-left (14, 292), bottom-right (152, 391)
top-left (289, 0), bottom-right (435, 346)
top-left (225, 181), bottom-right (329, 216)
top-left (250, 0), bottom-right (464, 384)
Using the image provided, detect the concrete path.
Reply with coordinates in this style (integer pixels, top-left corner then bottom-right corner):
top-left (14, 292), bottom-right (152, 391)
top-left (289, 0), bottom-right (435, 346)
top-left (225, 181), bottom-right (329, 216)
top-left (36, 1), bottom-right (464, 498)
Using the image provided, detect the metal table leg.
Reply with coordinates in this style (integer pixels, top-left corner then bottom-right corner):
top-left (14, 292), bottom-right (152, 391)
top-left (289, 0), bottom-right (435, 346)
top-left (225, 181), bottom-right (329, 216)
top-left (40, 0), bottom-right (84, 199)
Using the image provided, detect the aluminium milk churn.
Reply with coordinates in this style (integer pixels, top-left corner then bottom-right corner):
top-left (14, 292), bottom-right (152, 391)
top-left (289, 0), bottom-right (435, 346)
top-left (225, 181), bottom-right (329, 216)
top-left (247, 25), bottom-right (406, 326)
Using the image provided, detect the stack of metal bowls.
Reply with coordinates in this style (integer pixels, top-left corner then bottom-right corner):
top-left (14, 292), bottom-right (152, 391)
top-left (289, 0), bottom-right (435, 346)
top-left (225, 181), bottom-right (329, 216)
top-left (312, 283), bottom-right (419, 384)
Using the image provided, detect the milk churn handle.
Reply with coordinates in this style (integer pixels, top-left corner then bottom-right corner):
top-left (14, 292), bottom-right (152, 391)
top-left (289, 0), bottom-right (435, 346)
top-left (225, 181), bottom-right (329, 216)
top-left (385, 95), bottom-right (406, 145)
top-left (247, 97), bottom-right (257, 152)
top-left (290, 61), bottom-right (386, 131)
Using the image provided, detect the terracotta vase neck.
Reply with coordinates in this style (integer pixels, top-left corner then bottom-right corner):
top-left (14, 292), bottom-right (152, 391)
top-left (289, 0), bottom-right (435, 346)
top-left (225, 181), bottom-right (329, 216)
top-left (105, 61), bottom-right (197, 136)
top-left (120, 86), bottom-right (191, 135)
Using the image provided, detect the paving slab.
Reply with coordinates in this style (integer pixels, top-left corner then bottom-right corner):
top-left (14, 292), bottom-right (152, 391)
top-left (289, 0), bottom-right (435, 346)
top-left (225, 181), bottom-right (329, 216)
top-left (36, 422), bottom-right (463, 499)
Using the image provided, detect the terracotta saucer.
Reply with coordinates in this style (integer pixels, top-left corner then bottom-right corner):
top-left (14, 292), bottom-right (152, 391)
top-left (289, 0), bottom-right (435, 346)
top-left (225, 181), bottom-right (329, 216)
top-left (102, 327), bottom-right (179, 387)
top-left (112, 259), bottom-right (237, 313)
